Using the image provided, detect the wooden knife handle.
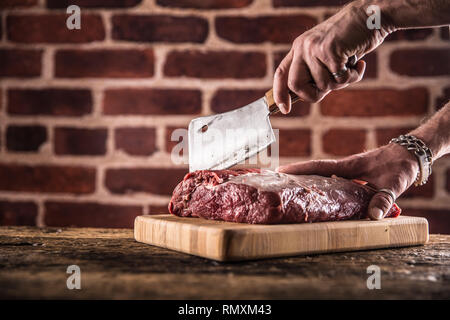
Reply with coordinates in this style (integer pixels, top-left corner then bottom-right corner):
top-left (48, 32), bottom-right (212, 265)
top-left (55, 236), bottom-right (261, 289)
top-left (265, 88), bottom-right (302, 115)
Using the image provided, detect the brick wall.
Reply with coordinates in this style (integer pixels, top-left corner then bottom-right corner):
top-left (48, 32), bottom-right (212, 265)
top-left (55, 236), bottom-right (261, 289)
top-left (0, 0), bottom-right (449, 232)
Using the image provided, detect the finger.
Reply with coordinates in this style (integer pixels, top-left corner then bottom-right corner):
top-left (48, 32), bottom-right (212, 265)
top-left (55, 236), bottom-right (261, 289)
top-left (345, 60), bottom-right (366, 84)
top-left (287, 53), bottom-right (321, 102)
top-left (322, 54), bottom-right (349, 85)
top-left (368, 190), bottom-right (395, 220)
top-left (273, 51), bottom-right (293, 114)
top-left (277, 159), bottom-right (341, 176)
top-left (307, 57), bottom-right (335, 92)
top-left (324, 58), bottom-right (365, 86)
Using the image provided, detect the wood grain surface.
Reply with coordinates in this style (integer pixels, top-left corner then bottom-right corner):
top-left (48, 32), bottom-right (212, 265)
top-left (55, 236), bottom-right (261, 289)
top-left (134, 215), bottom-right (429, 261)
top-left (0, 226), bottom-right (448, 299)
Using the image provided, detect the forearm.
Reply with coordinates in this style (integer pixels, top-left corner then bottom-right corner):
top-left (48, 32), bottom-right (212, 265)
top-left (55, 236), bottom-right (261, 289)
top-left (354, 0), bottom-right (450, 32)
top-left (410, 102), bottom-right (450, 161)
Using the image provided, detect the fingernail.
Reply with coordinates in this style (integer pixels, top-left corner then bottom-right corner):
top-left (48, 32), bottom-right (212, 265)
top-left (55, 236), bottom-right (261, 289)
top-left (278, 103), bottom-right (286, 113)
top-left (369, 208), bottom-right (384, 220)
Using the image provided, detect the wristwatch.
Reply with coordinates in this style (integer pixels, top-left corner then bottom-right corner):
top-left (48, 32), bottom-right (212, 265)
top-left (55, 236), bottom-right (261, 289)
top-left (390, 135), bottom-right (433, 186)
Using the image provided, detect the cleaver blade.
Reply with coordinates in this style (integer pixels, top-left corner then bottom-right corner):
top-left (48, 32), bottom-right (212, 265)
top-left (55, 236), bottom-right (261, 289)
top-left (188, 96), bottom-right (274, 172)
top-left (187, 55), bottom-right (358, 172)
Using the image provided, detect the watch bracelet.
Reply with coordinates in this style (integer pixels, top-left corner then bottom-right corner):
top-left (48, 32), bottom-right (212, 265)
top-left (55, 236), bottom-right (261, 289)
top-left (389, 134), bottom-right (433, 186)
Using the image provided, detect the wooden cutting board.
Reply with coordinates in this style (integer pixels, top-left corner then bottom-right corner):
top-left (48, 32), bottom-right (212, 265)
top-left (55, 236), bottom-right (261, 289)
top-left (134, 215), bottom-right (429, 261)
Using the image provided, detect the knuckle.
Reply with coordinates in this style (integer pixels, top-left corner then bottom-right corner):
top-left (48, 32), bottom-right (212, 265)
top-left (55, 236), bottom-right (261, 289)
top-left (274, 66), bottom-right (286, 79)
top-left (336, 73), bottom-right (351, 84)
top-left (319, 50), bottom-right (338, 68)
top-left (287, 78), bottom-right (303, 94)
top-left (302, 37), bottom-right (312, 50)
top-left (374, 193), bottom-right (393, 209)
top-left (317, 43), bottom-right (328, 58)
top-left (315, 79), bottom-right (328, 92)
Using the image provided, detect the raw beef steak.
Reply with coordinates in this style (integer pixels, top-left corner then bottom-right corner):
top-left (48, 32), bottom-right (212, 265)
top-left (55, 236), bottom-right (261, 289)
top-left (168, 169), bottom-right (401, 224)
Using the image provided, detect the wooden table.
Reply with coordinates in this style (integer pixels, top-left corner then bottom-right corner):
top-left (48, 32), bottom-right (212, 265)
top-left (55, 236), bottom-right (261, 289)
top-left (0, 226), bottom-right (449, 299)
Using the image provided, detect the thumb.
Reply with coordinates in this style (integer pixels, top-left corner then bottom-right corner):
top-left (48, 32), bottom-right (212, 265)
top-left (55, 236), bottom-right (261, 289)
top-left (368, 190), bottom-right (395, 220)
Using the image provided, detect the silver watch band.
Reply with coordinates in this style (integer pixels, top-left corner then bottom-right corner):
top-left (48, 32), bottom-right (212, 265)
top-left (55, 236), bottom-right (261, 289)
top-left (390, 135), bottom-right (433, 186)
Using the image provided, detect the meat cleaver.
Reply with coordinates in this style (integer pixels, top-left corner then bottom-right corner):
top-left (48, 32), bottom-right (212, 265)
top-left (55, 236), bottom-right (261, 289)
top-left (188, 56), bottom-right (358, 172)
top-left (188, 89), bottom-right (301, 172)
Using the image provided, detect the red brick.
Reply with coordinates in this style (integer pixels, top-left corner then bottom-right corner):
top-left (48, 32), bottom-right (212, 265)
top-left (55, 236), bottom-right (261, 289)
top-left (211, 88), bottom-right (310, 117)
top-left (278, 129), bottom-right (311, 157)
top-left (54, 127), bottom-right (107, 156)
top-left (322, 129), bottom-right (366, 156)
top-left (55, 49), bottom-right (154, 78)
top-left (148, 205), bottom-right (169, 215)
top-left (273, 51), bottom-right (289, 72)
top-left (361, 51), bottom-right (377, 79)
top-left (436, 87), bottom-right (450, 110)
top-left (115, 127), bottom-right (157, 156)
top-left (0, 200), bottom-right (37, 226)
top-left (0, 0), bottom-right (37, 8)
top-left (166, 126), bottom-right (188, 154)
top-left (45, 201), bottom-right (143, 228)
top-left (441, 27), bottom-right (449, 40)
top-left (402, 208), bottom-right (450, 234)
top-left (8, 88), bottom-right (92, 117)
top-left (273, 0), bottom-right (351, 7)
top-left (447, 169), bottom-right (450, 193)
top-left (321, 88), bottom-right (428, 117)
top-left (390, 49), bottom-right (450, 77)
top-left (47, 0), bottom-right (142, 8)
top-left (105, 168), bottom-right (187, 196)
top-left (216, 15), bottom-right (317, 44)
top-left (103, 88), bottom-right (201, 115)
top-left (112, 15), bottom-right (208, 43)
top-left (0, 164), bottom-right (96, 194)
top-left (164, 50), bottom-right (266, 79)
top-left (375, 127), bottom-right (415, 146)
top-left (274, 50), bottom-right (377, 79)
top-left (211, 89), bottom-right (267, 113)
top-left (0, 49), bottom-right (42, 78)
top-left (7, 14), bottom-right (105, 43)
top-left (156, 0), bottom-right (253, 9)
top-left (6, 125), bottom-right (47, 152)
top-left (385, 29), bottom-right (433, 41)
top-left (401, 175), bottom-right (434, 199)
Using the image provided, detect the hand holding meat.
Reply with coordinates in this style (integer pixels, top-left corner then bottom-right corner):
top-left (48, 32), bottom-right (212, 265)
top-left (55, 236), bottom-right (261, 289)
top-left (278, 144), bottom-right (417, 220)
top-left (273, 0), bottom-right (450, 113)
top-left (278, 103), bottom-right (450, 220)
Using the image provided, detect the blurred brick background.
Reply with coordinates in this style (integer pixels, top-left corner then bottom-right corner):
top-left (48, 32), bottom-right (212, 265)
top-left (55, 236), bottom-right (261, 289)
top-left (0, 0), bottom-right (449, 232)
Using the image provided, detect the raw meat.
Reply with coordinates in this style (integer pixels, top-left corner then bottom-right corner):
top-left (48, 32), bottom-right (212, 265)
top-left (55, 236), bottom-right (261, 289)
top-left (168, 169), bottom-right (401, 224)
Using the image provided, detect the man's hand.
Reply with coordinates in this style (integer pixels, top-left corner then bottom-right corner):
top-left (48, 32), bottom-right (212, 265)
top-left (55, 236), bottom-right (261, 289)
top-left (273, 0), bottom-right (391, 113)
top-left (277, 143), bottom-right (419, 220)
